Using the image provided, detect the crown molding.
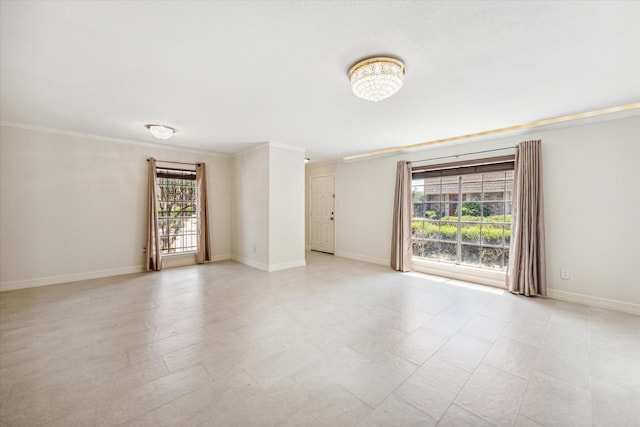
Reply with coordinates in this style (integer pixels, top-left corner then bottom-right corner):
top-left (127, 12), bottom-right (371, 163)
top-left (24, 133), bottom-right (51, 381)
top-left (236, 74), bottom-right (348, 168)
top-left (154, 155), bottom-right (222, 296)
top-left (0, 121), bottom-right (232, 159)
top-left (343, 103), bottom-right (640, 161)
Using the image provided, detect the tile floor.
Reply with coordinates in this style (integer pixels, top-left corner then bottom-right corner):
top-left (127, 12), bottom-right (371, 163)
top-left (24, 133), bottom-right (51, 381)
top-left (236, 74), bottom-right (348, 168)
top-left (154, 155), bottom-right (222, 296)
top-left (0, 252), bottom-right (638, 426)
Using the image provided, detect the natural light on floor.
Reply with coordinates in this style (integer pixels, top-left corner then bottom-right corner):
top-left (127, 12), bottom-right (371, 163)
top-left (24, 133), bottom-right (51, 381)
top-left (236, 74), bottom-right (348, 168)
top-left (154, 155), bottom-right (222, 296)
top-left (403, 271), bottom-right (506, 295)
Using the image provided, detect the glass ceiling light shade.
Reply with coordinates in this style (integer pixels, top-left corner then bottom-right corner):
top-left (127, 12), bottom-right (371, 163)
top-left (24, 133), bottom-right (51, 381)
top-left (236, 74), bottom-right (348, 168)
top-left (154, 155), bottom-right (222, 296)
top-left (145, 124), bottom-right (175, 140)
top-left (348, 57), bottom-right (405, 102)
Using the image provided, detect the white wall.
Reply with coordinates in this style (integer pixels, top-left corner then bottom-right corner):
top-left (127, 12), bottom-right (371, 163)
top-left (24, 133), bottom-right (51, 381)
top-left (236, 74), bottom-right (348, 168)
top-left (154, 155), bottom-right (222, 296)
top-left (268, 145), bottom-right (306, 270)
top-left (231, 144), bottom-right (270, 270)
top-left (231, 143), bottom-right (306, 271)
top-left (0, 126), bottom-right (306, 289)
top-left (314, 115), bottom-right (640, 309)
top-left (0, 124), bottom-right (231, 290)
top-left (3, 114), bottom-right (638, 311)
top-left (335, 154), bottom-right (404, 265)
top-left (540, 115), bottom-right (639, 307)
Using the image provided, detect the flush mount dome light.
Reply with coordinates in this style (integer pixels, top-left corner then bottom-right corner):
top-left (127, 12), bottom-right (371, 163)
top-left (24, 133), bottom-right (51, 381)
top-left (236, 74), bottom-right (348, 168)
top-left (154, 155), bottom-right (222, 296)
top-left (348, 56), bottom-right (405, 102)
top-left (145, 124), bottom-right (175, 140)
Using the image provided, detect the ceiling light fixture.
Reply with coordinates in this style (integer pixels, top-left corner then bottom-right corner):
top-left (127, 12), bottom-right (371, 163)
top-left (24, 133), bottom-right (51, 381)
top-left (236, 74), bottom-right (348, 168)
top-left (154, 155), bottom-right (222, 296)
top-left (145, 124), bottom-right (175, 140)
top-left (304, 158), bottom-right (310, 163)
top-left (348, 56), bottom-right (405, 102)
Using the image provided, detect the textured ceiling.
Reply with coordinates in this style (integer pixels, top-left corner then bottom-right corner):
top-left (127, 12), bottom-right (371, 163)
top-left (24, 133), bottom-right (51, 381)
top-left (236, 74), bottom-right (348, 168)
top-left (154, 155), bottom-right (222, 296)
top-left (1, 1), bottom-right (639, 162)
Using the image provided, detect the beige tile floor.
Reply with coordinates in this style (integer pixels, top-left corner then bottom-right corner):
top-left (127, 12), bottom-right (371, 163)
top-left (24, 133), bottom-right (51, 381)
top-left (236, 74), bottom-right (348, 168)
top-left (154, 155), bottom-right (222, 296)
top-left (1, 252), bottom-right (638, 426)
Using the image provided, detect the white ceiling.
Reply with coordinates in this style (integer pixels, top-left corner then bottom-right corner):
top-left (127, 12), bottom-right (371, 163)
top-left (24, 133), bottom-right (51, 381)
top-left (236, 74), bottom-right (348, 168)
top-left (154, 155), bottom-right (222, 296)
top-left (1, 1), bottom-right (639, 162)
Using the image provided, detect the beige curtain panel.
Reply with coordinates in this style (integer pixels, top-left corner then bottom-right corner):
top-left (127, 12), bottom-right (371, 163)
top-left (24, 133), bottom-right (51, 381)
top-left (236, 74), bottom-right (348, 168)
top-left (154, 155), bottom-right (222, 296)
top-left (145, 158), bottom-right (162, 271)
top-left (196, 163), bottom-right (212, 264)
top-left (506, 140), bottom-right (547, 296)
top-left (391, 160), bottom-right (413, 272)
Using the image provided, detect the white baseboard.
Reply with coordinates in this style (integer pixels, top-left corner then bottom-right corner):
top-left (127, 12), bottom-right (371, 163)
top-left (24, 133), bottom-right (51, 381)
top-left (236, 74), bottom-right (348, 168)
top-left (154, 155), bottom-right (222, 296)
top-left (231, 255), bottom-right (269, 272)
top-left (231, 255), bottom-right (306, 272)
top-left (267, 259), bottom-right (306, 272)
top-left (1, 253), bottom-right (233, 292)
top-left (335, 251), bottom-right (388, 266)
top-left (0, 265), bottom-right (144, 292)
top-left (547, 289), bottom-right (640, 316)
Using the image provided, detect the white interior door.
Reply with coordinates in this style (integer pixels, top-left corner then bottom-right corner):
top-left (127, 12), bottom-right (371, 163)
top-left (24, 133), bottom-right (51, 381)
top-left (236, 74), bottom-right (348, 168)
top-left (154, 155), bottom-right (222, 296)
top-left (309, 175), bottom-right (335, 254)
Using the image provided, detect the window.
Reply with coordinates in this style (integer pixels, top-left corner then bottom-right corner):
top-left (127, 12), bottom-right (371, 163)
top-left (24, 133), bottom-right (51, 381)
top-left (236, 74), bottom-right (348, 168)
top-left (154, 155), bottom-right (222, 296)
top-left (156, 168), bottom-right (197, 254)
top-left (411, 157), bottom-right (514, 270)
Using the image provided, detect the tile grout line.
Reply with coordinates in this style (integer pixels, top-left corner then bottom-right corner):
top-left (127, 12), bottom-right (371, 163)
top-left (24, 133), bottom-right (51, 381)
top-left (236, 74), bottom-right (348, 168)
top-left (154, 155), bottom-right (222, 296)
top-left (511, 309), bottom-right (553, 426)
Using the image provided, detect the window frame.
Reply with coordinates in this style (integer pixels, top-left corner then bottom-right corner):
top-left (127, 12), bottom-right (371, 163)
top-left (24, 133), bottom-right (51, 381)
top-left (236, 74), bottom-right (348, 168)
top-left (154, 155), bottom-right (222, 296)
top-left (411, 155), bottom-right (515, 280)
top-left (155, 167), bottom-right (198, 256)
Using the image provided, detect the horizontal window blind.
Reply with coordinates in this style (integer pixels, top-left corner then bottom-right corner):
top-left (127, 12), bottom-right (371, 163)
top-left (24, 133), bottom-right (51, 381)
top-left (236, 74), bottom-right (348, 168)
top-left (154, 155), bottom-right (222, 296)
top-left (412, 155), bottom-right (514, 179)
top-left (156, 167), bottom-right (196, 181)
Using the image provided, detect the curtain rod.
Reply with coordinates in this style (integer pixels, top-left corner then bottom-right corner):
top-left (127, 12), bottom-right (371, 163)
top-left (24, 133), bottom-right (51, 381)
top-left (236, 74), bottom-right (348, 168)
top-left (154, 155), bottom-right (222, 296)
top-left (410, 146), bottom-right (515, 164)
top-left (146, 158), bottom-right (201, 166)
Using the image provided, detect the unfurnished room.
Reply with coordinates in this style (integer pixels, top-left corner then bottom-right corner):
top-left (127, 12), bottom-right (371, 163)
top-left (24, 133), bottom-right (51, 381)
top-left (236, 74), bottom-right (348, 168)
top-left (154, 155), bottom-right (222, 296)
top-left (0, 1), bottom-right (639, 426)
